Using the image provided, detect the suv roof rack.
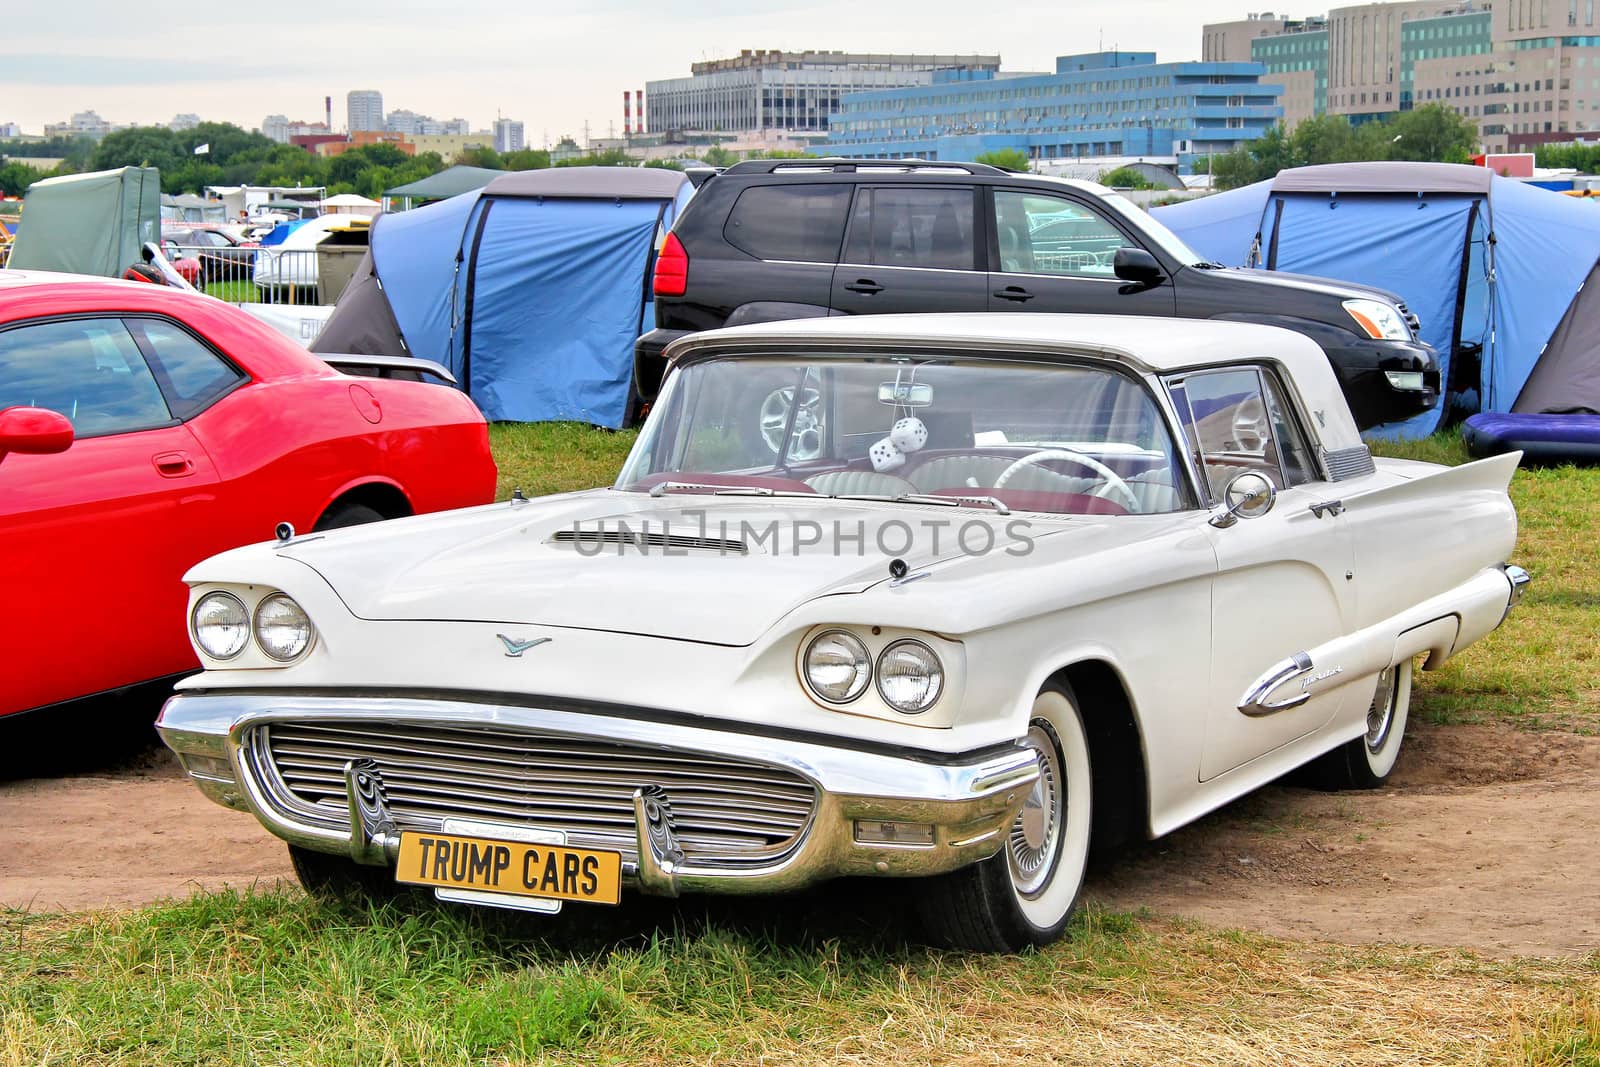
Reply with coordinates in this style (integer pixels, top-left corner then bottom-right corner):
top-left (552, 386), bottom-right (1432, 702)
top-left (722, 157), bottom-right (1008, 176)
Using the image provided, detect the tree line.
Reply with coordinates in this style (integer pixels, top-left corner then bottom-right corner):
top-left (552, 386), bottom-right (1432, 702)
top-left (1205, 105), bottom-right (1481, 189)
top-left (0, 122), bottom-right (816, 200)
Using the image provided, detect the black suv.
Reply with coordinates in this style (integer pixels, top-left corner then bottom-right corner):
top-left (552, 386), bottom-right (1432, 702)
top-left (636, 159), bottom-right (1438, 430)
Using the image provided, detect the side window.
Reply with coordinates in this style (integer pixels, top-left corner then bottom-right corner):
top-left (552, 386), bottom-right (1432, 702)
top-left (842, 187), bottom-right (976, 270)
top-left (1168, 366), bottom-right (1313, 501)
top-left (0, 318), bottom-right (172, 438)
top-left (723, 184), bottom-right (851, 263)
top-left (129, 318), bottom-right (246, 420)
top-left (993, 191), bottom-right (1129, 278)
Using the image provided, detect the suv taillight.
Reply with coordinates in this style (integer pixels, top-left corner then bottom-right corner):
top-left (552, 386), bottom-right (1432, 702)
top-left (653, 233), bottom-right (688, 297)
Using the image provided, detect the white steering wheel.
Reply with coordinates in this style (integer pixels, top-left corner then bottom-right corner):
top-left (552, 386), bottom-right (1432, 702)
top-left (993, 449), bottom-right (1140, 512)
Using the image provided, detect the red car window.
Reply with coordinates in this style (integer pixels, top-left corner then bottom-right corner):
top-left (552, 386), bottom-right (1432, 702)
top-left (0, 318), bottom-right (174, 437)
top-left (129, 318), bottom-right (246, 420)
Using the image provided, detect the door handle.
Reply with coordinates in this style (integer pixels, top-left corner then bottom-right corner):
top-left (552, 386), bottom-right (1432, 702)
top-left (993, 286), bottom-right (1035, 302)
top-left (844, 280), bottom-right (884, 295)
top-left (153, 451), bottom-right (194, 477)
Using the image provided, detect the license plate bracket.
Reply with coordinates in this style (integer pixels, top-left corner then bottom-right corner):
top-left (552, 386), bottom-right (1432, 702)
top-left (395, 817), bottom-right (623, 913)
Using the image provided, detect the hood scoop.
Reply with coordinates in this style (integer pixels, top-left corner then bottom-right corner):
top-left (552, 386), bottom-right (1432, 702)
top-left (548, 528), bottom-right (751, 555)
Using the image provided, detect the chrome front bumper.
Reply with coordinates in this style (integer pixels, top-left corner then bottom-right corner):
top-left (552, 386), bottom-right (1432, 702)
top-left (157, 692), bottom-right (1039, 897)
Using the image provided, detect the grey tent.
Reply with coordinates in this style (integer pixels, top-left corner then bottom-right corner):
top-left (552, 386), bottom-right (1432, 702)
top-left (385, 165), bottom-right (505, 207)
top-left (8, 167), bottom-right (160, 277)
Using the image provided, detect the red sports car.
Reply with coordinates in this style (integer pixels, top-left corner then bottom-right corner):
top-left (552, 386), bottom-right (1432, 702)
top-left (0, 272), bottom-right (497, 720)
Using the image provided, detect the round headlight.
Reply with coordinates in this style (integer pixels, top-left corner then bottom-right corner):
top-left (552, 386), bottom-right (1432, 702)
top-left (254, 593), bottom-right (314, 661)
top-left (876, 640), bottom-right (944, 714)
top-left (804, 629), bottom-right (871, 704)
top-left (192, 592), bottom-right (249, 660)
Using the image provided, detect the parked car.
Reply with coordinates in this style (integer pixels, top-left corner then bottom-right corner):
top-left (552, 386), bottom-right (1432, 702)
top-left (635, 159), bottom-right (1440, 430)
top-left (164, 227), bottom-right (256, 286)
top-left (0, 273), bottom-right (496, 721)
top-left (159, 313), bottom-right (1525, 951)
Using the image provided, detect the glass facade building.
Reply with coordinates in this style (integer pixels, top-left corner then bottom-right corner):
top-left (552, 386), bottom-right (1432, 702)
top-left (822, 52), bottom-right (1283, 173)
top-left (644, 51), bottom-right (1000, 135)
top-left (1401, 11), bottom-right (1494, 108)
top-left (1253, 27), bottom-right (1332, 114)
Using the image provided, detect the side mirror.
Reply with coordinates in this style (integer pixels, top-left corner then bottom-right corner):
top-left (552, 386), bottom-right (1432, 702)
top-left (1113, 246), bottom-right (1164, 285)
top-left (1209, 471), bottom-right (1277, 528)
top-left (0, 406), bottom-right (74, 464)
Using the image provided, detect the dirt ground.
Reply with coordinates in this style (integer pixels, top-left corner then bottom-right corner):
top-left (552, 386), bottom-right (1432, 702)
top-left (1, 720), bottom-right (1596, 958)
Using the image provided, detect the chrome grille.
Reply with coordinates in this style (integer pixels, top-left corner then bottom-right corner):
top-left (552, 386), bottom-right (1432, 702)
top-left (250, 720), bottom-right (816, 865)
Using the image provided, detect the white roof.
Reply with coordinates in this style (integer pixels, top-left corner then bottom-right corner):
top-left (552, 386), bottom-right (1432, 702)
top-left (670, 313), bottom-right (1363, 451)
top-left (321, 193), bottom-right (381, 208)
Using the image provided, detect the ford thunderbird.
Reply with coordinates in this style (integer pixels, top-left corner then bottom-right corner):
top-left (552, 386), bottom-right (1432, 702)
top-left (158, 314), bottom-right (1528, 951)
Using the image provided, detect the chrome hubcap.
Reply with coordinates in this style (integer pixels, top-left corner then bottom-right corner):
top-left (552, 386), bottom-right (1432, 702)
top-left (758, 387), bottom-right (823, 460)
top-left (1008, 722), bottom-right (1063, 898)
top-left (1366, 666), bottom-right (1397, 752)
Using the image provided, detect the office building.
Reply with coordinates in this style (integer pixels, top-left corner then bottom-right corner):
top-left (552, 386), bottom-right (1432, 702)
top-left (347, 90), bottom-right (384, 133)
top-left (644, 50), bottom-right (1001, 135)
top-left (44, 111), bottom-right (114, 138)
top-left (494, 118), bottom-right (525, 154)
top-left (823, 51), bottom-right (1283, 173)
top-left (1203, 2), bottom-right (1600, 149)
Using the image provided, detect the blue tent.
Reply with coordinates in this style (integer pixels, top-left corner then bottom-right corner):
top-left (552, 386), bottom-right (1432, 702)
top-left (314, 167), bottom-right (694, 427)
top-left (1154, 162), bottom-right (1600, 438)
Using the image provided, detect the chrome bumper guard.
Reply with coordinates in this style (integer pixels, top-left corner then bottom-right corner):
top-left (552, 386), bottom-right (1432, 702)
top-left (157, 692), bottom-right (1039, 897)
top-left (1500, 563), bottom-right (1532, 624)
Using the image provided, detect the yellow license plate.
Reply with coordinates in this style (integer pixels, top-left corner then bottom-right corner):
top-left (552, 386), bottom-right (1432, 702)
top-left (395, 831), bottom-right (622, 906)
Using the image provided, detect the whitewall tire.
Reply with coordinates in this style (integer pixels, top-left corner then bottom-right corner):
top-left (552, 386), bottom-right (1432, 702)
top-left (1312, 658), bottom-right (1414, 790)
top-left (915, 682), bottom-right (1093, 952)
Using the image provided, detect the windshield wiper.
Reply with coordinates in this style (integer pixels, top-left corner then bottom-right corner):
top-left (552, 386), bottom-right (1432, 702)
top-left (832, 492), bottom-right (1010, 515)
top-left (1191, 260), bottom-right (1228, 270)
top-left (646, 482), bottom-right (815, 499)
top-left (649, 481), bottom-right (745, 497)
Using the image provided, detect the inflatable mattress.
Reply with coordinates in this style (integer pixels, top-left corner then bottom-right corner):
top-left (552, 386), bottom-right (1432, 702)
top-left (1462, 412), bottom-right (1600, 463)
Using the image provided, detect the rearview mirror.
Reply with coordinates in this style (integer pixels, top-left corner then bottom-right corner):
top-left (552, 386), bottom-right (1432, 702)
top-left (878, 382), bottom-right (933, 407)
top-left (1113, 247), bottom-right (1164, 285)
top-left (0, 406), bottom-right (74, 464)
top-left (1209, 471), bottom-right (1277, 528)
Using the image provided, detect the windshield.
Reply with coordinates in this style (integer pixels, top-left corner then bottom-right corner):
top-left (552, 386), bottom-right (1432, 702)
top-left (1100, 192), bottom-right (1206, 267)
top-left (616, 354), bottom-right (1189, 516)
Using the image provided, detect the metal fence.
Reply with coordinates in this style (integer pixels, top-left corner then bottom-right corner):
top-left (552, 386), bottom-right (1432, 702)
top-left (162, 244), bottom-right (331, 306)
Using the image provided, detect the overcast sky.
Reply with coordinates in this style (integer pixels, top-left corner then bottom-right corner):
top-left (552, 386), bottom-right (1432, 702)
top-left (4, 0), bottom-right (1261, 144)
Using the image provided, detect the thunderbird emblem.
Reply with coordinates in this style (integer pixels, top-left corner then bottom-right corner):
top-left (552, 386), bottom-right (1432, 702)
top-left (496, 634), bottom-right (552, 658)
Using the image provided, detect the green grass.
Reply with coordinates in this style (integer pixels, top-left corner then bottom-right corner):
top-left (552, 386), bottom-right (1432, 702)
top-left (1369, 432), bottom-right (1600, 731)
top-left (488, 423), bottom-right (637, 501)
top-left (2, 891), bottom-right (1595, 1066)
top-left (202, 279), bottom-right (258, 303)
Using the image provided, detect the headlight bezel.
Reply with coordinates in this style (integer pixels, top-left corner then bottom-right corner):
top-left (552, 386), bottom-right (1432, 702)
top-left (253, 592), bottom-right (315, 662)
top-left (802, 628), bottom-right (874, 705)
top-left (875, 639), bottom-right (945, 715)
top-left (191, 591), bottom-right (251, 661)
top-left (1342, 298), bottom-right (1410, 342)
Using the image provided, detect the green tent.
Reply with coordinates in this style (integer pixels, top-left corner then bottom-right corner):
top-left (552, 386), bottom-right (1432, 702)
top-left (384, 165), bottom-right (503, 206)
top-left (8, 167), bottom-right (161, 277)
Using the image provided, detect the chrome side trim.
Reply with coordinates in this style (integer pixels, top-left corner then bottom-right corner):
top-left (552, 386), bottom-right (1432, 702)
top-left (1237, 651), bottom-right (1315, 716)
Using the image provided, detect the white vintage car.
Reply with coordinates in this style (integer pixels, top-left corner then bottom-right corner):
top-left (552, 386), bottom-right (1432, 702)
top-left (158, 314), bottom-right (1529, 952)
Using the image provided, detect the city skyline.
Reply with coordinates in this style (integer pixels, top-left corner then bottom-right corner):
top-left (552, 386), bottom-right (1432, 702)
top-left (2, 0), bottom-right (1257, 143)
